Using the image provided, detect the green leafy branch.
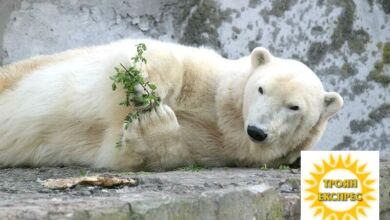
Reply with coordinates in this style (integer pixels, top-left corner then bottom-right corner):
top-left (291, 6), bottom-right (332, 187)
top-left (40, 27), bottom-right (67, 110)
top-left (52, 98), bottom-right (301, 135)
top-left (110, 43), bottom-right (161, 130)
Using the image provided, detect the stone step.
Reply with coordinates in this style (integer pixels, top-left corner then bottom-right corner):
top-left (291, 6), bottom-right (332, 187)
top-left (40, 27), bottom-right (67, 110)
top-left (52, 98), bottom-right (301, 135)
top-left (0, 158), bottom-right (388, 219)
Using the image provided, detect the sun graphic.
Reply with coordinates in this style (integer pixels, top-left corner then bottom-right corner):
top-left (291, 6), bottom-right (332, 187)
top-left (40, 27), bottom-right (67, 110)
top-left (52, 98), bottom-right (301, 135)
top-left (304, 154), bottom-right (376, 220)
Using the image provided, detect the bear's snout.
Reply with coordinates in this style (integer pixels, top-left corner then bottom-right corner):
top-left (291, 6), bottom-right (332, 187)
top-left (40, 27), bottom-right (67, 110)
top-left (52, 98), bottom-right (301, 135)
top-left (247, 125), bottom-right (268, 142)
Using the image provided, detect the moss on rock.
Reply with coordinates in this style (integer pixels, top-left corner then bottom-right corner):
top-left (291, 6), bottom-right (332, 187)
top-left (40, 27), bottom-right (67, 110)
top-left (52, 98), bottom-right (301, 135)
top-left (232, 26), bottom-right (241, 34)
top-left (351, 81), bottom-right (369, 94)
top-left (377, 42), bottom-right (383, 49)
top-left (367, 60), bottom-right (390, 85)
top-left (367, 0), bottom-right (374, 7)
top-left (349, 119), bottom-right (374, 133)
top-left (248, 40), bottom-right (259, 53)
top-left (382, 42), bottom-right (390, 63)
top-left (248, 0), bottom-right (261, 8)
top-left (367, 43), bottom-right (390, 85)
top-left (170, 0), bottom-right (198, 28)
top-left (330, 0), bottom-right (356, 50)
top-left (340, 62), bottom-right (357, 78)
top-left (368, 70), bottom-right (390, 85)
top-left (260, 0), bottom-right (297, 21)
top-left (380, 0), bottom-right (390, 13)
top-left (311, 25), bottom-right (324, 36)
top-left (348, 29), bottom-right (370, 54)
top-left (348, 103), bottom-right (389, 135)
top-left (179, 0), bottom-right (232, 49)
top-left (326, 0), bottom-right (371, 54)
top-left (306, 42), bottom-right (328, 65)
top-left (270, 0), bottom-right (297, 17)
top-left (266, 199), bottom-right (284, 219)
top-left (333, 136), bottom-right (353, 150)
top-left (369, 103), bottom-right (390, 122)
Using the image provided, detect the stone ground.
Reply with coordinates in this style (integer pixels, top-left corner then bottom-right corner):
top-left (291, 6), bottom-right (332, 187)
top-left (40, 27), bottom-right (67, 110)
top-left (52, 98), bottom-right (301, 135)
top-left (0, 158), bottom-right (389, 220)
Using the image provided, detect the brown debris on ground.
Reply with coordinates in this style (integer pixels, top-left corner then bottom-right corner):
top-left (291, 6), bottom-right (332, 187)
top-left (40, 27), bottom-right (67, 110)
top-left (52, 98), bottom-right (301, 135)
top-left (42, 175), bottom-right (137, 189)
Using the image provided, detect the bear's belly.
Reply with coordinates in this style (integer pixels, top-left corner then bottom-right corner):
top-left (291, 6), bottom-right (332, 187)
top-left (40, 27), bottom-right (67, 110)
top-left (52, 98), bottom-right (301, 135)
top-left (175, 111), bottom-right (229, 167)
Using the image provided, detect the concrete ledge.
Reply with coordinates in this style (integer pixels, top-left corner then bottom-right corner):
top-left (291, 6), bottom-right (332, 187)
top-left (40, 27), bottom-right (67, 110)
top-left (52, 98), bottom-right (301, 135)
top-left (0, 158), bottom-right (388, 219)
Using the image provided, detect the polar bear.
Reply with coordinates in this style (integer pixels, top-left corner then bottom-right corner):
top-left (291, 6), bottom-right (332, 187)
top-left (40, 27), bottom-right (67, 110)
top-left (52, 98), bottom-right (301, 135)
top-left (0, 39), bottom-right (343, 171)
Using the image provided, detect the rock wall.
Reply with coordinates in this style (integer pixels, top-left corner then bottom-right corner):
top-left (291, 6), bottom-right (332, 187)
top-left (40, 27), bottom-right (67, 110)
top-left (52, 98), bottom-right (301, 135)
top-left (0, 0), bottom-right (389, 153)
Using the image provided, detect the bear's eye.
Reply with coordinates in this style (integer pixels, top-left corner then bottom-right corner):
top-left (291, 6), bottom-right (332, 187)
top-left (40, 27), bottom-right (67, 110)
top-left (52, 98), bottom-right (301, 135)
top-left (288, 105), bottom-right (300, 111)
top-left (258, 87), bottom-right (264, 95)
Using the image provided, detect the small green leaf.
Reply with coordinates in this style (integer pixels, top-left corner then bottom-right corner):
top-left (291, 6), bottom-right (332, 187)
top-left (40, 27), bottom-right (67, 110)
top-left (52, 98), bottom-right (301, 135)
top-left (260, 164), bottom-right (269, 170)
top-left (148, 83), bottom-right (157, 90)
top-left (79, 169), bottom-right (87, 176)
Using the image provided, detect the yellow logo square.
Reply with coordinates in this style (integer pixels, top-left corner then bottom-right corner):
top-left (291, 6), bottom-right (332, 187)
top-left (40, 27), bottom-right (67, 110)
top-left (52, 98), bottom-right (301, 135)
top-left (301, 151), bottom-right (379, 220)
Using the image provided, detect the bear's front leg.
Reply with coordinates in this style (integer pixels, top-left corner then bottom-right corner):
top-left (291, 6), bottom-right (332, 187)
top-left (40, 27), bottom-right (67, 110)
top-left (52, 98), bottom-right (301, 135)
top-left (119, 105), bottom-right (191, 171)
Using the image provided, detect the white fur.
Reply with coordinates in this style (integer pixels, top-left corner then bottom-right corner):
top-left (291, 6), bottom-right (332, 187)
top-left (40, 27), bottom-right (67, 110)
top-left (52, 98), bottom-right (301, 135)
top-left (0, 39), bottom-right (343, 171)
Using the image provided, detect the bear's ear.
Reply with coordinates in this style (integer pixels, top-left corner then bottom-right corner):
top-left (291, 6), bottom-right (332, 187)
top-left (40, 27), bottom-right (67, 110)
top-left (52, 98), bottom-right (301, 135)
top-left (251, 47), bottom-right (272, 68)
top-left (321, 92), bottom-right (344, 119)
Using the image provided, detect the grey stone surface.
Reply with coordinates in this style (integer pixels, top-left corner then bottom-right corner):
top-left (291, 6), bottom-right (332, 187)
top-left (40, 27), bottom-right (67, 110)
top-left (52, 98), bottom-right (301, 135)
top-left (0, 1), bottom-right (389, 151)
top-left (0, 167), bottom-right (298, 220)
top-left (0, 158), bottom-right (389, 219)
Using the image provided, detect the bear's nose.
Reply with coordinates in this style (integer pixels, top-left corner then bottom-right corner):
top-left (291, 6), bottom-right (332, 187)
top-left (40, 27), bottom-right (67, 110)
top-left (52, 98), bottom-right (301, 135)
top-left (247, 125), bottom-right (268, 142)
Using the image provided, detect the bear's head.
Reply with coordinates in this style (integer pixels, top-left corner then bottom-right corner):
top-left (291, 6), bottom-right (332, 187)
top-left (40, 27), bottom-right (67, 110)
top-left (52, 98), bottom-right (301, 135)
top-left (239, 47), bottom-right (343, 166)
